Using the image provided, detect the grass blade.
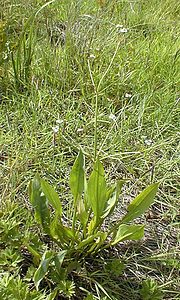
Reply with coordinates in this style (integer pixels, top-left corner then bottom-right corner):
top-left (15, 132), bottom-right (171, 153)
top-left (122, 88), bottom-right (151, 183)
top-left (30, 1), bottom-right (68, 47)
top-left (34, 250), bottom-right (54, 290)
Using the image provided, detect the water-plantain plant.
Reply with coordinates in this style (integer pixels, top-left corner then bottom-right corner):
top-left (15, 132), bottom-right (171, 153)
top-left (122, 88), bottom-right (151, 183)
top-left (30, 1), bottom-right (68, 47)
top-left (29, 150), bottom-right (159, 292)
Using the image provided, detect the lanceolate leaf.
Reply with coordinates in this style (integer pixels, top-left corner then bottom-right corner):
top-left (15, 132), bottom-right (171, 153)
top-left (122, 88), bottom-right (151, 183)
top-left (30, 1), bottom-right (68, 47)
top-left (54, 250), bottom-right (67, 273)
top-left (111, 224), bottom-right (144, 245)
top-left (87, 158), bottom-right (107, 223)
top-left (40, 178), bottom-right (62, 216)
top-left (50, 216), bottom-right (75, 244)
top-left (69, 150), bottom-right (85, 203)
top-left (121, 183), bottom-right (159, 224)
top-left (76, 197), bottom-right (89, 226)
top-left (29, 174), bottom-right (41, 208)
top-left (29, 175), bottom-right (50, 234)
top-left (102, 180), bottom-right (125, 219)
top-left (34, 250), bottom-right (54, 290)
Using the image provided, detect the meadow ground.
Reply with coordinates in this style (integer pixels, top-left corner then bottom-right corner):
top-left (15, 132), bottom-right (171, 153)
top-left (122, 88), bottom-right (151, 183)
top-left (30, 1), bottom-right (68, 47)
top-left (0, 0), bottom-right (179, 299)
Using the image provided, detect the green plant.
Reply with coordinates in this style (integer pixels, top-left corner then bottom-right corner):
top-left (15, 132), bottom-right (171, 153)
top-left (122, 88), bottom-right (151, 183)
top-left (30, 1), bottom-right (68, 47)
top-left (0, 247), bottom-right (23, 274)
top-left (0, 19), bottom-right (9, 89)
top-left (10, 0), bottom-right (56, 91)
top-left (11, 26), bottom-right (35, 91)
top-left (0, 20), bottom-right (7, 65)
top-left (140, 278), bottom-right (164, 300)
top-left (28, 150), bottom-right (159, 295)
top-left (0, 202), bottom-right (27, 247)
top-left (0, 273), bottom-right (47, 300)
top-left (104, 259), bottom-right (125, 277)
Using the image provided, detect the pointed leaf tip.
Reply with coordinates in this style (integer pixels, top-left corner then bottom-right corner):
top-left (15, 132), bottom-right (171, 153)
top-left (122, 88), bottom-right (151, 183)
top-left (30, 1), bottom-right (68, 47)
top-left (112, 224), bottom-right (145, 245)
top-left (122, 182), bottom-right (159, 223)
top-left (69, 150), bottom-right (85, 202)
top-left (40, 179), bottom-right (62, 216)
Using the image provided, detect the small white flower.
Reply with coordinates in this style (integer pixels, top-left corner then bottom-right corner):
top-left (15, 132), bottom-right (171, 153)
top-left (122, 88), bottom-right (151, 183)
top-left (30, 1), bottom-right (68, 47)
top-left (89, 54), bottom-right (96, 59)
top-left (52, 125), bottom-right (59, 133)
top-left (142, 136), bottom-right (153, 146)
top-left (125, 93), bottom-right (132, 98)
top-left (116, 24), bottom-right (123, 28)
top-left (77, 128), bottom-right (84, 134)
top-left (144, 139), bottom-right (153, 146)
top-left (109, 113), bottom-right (116, 121)
top-left (118, 28), bottom-right (128, 33)
top-left (56, 119), bottom-right (63, 125)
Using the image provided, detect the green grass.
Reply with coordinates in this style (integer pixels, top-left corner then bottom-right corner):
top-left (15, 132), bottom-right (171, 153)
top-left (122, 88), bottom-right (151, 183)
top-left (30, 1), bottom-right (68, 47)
top-left (0, 0), bottom-right (180, 299)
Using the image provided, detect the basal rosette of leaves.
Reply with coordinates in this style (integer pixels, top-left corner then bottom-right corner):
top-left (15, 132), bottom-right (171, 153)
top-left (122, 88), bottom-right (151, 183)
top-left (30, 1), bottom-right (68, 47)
top-left (29, 150), bottom-right (159, 291)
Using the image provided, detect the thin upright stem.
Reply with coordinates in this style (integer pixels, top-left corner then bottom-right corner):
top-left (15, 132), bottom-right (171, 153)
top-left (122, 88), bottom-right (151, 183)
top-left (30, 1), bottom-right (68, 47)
top-left (88, 59), bottom-right (98, 162)
top-left (94, 93), bottom-right (98, 162)
top-left (88, 40), bottom-right (120, 162)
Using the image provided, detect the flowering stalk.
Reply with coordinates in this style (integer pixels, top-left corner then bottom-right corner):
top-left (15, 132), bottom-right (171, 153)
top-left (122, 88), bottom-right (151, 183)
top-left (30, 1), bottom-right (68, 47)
top-left (88, 58), bottom-right (98, 162)
top-left (87, 40), bottom-right (121, 161)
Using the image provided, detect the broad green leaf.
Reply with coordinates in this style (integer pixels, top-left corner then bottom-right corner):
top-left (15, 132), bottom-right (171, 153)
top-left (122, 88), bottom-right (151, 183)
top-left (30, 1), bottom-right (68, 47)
top-left (54, 250), bottom-right (67, 273)
top-left (29, 174), bottom-right (41, 207)
top-left (111, 224), bottom-right (144, 245)
top-left (81, 176), bottom-right (91, 229)
top-left (87, 158), bottom-right (107, 223)
top-left (122, 183), bottom-right (159, 224)
top-left (58, 224), bottom-right (75, 241)
top-left (76, 197), bottom-right (89, 226)
top-left (29, 175), bottom-right (50, 234)
top-left (69, 150), bottom-right (84, 203)
top-left (34, 250), bottom-right (54, 290)
top-left (50, 216), bottom-right (75, 244)
top-left (102, 180), bottom-right (125, 219)
top-left (50, 216), bottom-right (66, 243)
top-left (40, 179), bottom-right (62, 216)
